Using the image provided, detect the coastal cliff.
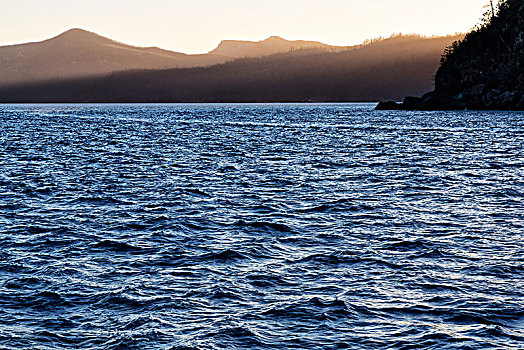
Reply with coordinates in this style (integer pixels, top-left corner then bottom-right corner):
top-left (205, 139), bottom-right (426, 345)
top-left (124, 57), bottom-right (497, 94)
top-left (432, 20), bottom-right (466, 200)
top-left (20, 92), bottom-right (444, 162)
top-left (377, 0), bottom-right (524, 111)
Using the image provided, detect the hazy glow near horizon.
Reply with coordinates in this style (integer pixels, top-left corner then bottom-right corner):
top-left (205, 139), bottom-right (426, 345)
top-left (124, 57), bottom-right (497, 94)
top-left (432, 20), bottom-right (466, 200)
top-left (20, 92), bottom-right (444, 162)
top-left (1, 0), bottom-right (487, 53)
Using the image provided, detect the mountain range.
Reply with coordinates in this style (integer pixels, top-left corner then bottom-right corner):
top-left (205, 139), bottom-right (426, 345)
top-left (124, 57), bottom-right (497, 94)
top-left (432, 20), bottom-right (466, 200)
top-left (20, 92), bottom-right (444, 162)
top-left (0, 29), bottom-right (352, 87)
top-left (0, 29), bottom-right (462, 102)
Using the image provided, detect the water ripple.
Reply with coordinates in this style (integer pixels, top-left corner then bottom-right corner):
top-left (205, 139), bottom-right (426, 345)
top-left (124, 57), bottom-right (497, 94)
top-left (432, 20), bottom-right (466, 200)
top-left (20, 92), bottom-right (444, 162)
top-left (0, 103), bottom-right (523, 349)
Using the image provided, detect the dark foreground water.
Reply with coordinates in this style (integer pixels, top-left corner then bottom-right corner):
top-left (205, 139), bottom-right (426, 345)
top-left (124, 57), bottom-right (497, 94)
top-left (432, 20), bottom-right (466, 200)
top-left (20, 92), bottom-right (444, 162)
top-left (0, 103), bottom-right (523, 349)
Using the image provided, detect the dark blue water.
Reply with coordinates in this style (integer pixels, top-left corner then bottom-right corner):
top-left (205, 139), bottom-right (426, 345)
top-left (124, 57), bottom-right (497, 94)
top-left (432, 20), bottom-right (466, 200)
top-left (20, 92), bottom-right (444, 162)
top-left (0, 103), bottom-right (523, 349)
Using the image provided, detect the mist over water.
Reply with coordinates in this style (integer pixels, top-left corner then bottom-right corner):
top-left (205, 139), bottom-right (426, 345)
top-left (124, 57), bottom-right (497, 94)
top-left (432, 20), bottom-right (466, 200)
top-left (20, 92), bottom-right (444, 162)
top-left (0, 103), bottom-right (523, 349)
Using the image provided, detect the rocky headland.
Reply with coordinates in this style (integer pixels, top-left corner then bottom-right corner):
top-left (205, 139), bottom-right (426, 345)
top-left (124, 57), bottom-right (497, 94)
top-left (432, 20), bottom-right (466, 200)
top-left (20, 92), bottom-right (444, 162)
top-left (377, 0), bottom-right (524, 111)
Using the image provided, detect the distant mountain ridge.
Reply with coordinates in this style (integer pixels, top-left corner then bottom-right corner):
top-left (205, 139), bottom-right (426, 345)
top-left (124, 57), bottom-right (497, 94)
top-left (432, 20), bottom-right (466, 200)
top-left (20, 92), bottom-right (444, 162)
top-left (0, 29), bottom-right (356, 87)
top-left (0, 29), bottom-right (221, 86)
top-left (209, 36), bottom-right (349, 58)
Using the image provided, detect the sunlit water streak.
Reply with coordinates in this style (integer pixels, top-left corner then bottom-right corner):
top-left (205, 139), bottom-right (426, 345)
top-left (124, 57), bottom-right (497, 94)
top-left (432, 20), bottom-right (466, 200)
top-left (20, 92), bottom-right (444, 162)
top-left (0, 103), bottom-right (523, 349)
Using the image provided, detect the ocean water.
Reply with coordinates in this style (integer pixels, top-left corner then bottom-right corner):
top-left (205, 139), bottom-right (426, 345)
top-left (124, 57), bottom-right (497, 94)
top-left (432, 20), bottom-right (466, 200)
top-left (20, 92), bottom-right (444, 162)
top-left (0, 103), bottom-right (523, 350)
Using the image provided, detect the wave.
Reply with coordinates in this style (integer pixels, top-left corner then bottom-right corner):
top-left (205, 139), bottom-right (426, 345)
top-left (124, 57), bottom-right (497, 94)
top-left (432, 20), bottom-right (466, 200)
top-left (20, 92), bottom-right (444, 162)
top-left (92, 240), bottom-right (144, 252)
top-left (198, 249), bottom-right (248, 261)
top-left (1, 104), bottom-right (523, 349)
top-left (232, 220), bottom-right (295, 234)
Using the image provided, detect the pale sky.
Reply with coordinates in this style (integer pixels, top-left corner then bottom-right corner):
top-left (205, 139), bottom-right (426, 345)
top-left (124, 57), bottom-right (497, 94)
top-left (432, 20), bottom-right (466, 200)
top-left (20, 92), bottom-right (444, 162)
top-left (0, 0), bottom-right (487, 54)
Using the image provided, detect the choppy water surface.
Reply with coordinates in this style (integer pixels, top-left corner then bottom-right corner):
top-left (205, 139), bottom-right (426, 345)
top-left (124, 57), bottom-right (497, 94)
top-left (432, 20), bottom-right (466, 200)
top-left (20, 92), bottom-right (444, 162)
top-left (0, 103), bottom-right (523, 349)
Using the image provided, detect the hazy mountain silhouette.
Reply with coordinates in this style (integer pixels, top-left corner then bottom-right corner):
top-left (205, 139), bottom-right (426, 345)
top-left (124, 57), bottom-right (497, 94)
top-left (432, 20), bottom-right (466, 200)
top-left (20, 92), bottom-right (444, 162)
top-left (209, 36), bottom-right (348, 58)
top-left (0, 34), bottom-right (463, 103)
top-left (0, 28), bottom-right (231, 86)
top-left (0, 29), bottom-right (356, 87)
